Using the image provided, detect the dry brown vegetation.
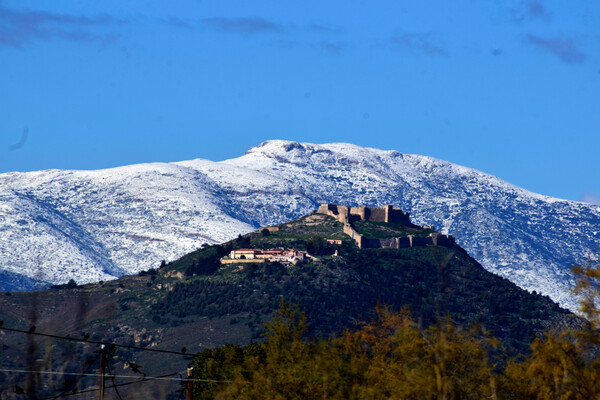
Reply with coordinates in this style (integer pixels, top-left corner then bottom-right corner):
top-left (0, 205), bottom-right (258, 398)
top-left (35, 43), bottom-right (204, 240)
top-left (190, 256), bottom-right (600, 400)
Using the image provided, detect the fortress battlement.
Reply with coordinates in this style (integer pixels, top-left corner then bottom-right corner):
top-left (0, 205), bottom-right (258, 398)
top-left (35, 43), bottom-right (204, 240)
top-left (317, 203), bottom-right (411, 225)
top-left (316, 203), bottom-right (455, 250)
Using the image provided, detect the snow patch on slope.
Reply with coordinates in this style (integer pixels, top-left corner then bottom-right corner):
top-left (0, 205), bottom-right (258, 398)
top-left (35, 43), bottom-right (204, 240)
top-left (1, 140), bottom-right (598, 311)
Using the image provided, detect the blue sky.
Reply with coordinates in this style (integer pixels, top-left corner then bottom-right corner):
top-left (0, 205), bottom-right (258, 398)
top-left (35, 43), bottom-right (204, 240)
top-left (1, 1), bottom-right (599, 204)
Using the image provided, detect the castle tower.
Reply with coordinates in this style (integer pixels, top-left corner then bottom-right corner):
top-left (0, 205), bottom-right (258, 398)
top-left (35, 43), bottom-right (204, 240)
top-left (383, 205), bottom-right (392, 223)
top-left (357, 205), bottom-right (367, 220)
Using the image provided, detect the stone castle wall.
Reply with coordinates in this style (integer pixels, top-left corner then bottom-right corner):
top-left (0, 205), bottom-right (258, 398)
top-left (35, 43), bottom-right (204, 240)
top-left (316, 203), bottom-right (455, 250)
top-left (360, 234), bottom-right (455, 249)
top-left (368, 207), bottom-right (386, 222)
top-left (386, 205), bottom-right (411, 225)
top-left (343, 223), bottom-right (364, 248)
top-left (318, 203), bottom-right (411, 225)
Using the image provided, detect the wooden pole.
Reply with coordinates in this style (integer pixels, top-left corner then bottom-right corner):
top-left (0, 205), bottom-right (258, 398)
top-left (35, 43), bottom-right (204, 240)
top-left (186, 366), bottom-right (194, 400)
top-left (99, 345), bottom-right (105, 400)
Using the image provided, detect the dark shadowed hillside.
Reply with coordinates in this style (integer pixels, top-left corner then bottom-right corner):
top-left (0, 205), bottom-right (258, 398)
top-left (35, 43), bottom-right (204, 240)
top-left (0, 210), bottom-right (576, 399)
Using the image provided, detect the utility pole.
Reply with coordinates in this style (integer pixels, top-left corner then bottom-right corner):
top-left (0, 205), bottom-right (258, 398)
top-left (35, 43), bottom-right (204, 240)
top-left (186, 366), bottom-right (194, 400)
top-left (99, 345), bottom-right (105, 400)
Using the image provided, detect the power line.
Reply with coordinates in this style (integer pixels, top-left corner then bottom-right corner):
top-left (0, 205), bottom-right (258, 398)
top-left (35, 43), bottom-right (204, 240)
top-left (0, 368), bottom-right (230, 383)
top-left (40, 372), bottom-right (181, 399)
top-left (0, 326), bottom-right (191, 356)
top-left (106, 359), bottom-right (124, 400)
top-left (53, 353), bottom-right (101, 399)
top-left (0, 325), bottom-right (224, 398)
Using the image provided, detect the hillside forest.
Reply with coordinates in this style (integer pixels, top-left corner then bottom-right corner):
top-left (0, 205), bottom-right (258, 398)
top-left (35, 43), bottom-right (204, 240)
top-left (190, 254), bottom-right (600, 399)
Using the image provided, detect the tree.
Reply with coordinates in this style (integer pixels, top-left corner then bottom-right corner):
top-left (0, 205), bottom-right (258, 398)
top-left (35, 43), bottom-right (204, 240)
top-left (572, 253), bottom-right (600, 331)
top-left (500, 253), bottom-right (600, 399)
top-left (192, 303), bottom-right (498, 399)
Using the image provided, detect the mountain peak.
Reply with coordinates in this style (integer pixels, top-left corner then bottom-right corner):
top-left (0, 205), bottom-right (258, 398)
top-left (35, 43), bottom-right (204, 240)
top-left (1, 141), bottom-right (599, 312)
top-left (242, 140), bottom-right (329, 160)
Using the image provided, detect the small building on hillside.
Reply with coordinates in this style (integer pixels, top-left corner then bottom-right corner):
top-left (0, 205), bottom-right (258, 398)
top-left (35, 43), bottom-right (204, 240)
top-left (223, 248), bottom-right (306, 265)
top-left (230, 249), bottom-right (261, 259)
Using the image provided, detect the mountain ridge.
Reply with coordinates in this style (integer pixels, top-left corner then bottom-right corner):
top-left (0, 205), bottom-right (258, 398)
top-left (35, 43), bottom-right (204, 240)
top-left (1, 140), bottom-right (599, 310)
top-left (0, 209), bottom-right (576, 398)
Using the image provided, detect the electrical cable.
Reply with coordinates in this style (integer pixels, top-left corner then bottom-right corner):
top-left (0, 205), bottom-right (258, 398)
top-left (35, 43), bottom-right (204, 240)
top-left (0, 325), bottom-right (229, 397)
top-left (105, 360), bottom-right (124, 400)
top-left (0, 368), bottom-right (231, 382)
top-left (39, 372), bottom-right (181, 399)
top-left (53, 352), bottom-right (101, 399)
top-left (0, 326), bottom-right (191, 356)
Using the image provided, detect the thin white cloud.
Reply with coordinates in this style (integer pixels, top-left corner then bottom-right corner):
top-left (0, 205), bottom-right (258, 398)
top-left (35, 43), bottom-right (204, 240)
top-left (392, 32), bottom-right (447, 56)
top-left (510, 0), bottom-right (552, 23)
top-left (200, 17), bottom-right (284, 35)
top-left (0, 5), bottom-right (125, 48)
top-left (526, 34), bottom-right (585, 64)
top-left (582, 193), bottom-right (600, 206)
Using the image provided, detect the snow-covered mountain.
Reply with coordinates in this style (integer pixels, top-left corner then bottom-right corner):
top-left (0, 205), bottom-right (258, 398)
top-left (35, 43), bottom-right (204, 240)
top-left (1, 140), bottom-right (599, 310)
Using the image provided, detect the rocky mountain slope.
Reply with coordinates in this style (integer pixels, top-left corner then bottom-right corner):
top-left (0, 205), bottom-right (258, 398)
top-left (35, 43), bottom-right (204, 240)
top-left (0, 212), bottom-right (575, 399)
top-left (1, 140), bottom-right (599, 309)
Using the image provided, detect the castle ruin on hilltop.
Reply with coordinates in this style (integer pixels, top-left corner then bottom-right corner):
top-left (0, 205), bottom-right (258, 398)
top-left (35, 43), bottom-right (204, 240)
top-left (317, 204), bottom-right (412, 225)
top-left (316, 203), bottom-right (455, 249)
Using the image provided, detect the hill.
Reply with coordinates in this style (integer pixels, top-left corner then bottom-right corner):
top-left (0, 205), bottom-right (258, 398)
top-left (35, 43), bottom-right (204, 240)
top-left (1, 141), bottom-right (598, 312)
top-left (0, 207), bottom-right (576, 398)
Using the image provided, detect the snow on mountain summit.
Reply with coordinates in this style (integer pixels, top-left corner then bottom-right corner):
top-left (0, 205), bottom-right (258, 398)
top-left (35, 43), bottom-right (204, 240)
top-left (1, 140), bottom-right (598, 311)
